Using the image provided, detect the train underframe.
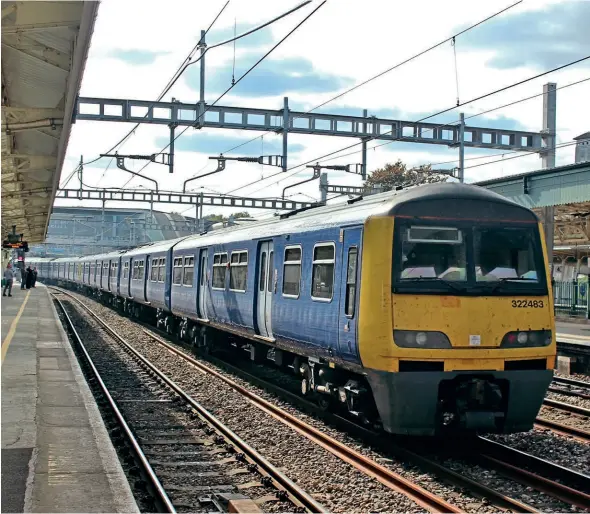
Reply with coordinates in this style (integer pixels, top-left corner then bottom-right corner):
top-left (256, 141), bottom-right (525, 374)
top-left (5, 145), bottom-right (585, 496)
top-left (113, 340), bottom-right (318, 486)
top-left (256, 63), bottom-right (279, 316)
top-left (55, 280), bottom-right (553, 436)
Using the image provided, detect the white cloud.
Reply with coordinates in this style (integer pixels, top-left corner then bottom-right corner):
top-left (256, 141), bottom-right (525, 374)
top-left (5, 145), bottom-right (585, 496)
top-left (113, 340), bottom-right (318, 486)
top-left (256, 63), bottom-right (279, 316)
top-left (59, 0), bottom-right (590, 218)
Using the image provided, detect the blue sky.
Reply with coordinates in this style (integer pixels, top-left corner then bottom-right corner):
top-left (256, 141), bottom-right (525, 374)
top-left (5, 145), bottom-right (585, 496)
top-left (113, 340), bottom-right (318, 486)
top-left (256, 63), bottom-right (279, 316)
top-left (63, 0), bottom-right (590, 214)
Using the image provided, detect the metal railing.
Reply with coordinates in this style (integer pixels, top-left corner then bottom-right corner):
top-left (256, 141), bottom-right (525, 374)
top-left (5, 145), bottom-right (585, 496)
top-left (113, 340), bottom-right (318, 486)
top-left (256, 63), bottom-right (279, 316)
top-left (554, 279), bottom-right (589, 318)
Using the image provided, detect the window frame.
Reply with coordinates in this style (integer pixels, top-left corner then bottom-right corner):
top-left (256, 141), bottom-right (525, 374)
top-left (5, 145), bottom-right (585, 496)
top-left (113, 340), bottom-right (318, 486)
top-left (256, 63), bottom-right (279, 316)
top-left (152, 258), bottom-right (158, 282)
top-left (212, 252), bottom-right (228, 290)
top-left (345, 246), bottom-right (358, 318)
top-left (123, 261), bottom-right (129, 279)
top-left (158, 257), bottom-right (166, 283)
top-left (282, 245), bottom-right (302, 299)
top-left (182, 256), bottom-right (194, 287)
top-left (229, 250), bottom-right (248, 293)
top-left (311, 242), bottom-right (336, 302)
top-left (172, 257), bottom-right (183, 285)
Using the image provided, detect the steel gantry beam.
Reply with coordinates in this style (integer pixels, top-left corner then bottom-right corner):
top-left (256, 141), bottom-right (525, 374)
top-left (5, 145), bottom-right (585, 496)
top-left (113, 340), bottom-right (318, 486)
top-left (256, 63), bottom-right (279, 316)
top-left (75, 97), bottom-right (544, 152)
top-left (56, 188), bottom-right (316, 211)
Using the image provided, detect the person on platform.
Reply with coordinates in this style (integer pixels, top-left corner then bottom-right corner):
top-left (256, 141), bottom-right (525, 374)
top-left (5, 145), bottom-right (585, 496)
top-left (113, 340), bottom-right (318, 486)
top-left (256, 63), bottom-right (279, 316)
top-left (3, 263), bottom-right (14, 297)
top-left (32, 267), bottom-right (38, 288)
top-left (20, 266), bottom-right (26, 290)
top-left (25, 266), bottom-right (33, 289)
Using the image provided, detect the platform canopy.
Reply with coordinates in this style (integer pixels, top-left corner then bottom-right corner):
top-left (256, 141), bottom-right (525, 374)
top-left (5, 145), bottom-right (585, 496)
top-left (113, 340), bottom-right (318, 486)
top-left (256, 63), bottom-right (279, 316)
top-left (1, 1), bottom-right (98, 243)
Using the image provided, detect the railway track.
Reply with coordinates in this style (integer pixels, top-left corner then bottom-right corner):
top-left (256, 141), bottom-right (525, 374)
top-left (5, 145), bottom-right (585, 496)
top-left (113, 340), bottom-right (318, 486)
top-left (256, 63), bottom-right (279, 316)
top-left (549, 376), bottom-right (590, 400)
top-left (51, 287), bottom-right (590, 512)
top-left (52, 292), bottom-right (324, 514)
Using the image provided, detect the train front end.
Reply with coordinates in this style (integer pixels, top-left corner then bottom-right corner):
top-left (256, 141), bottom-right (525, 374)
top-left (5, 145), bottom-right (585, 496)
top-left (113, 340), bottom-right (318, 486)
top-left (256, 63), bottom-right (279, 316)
top-left (358, 184), bottom-right (555, 436)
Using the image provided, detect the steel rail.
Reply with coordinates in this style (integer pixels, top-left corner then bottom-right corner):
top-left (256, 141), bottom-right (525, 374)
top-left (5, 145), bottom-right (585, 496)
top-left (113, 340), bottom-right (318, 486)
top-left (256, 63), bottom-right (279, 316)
top-left (49, 286), bottom-right (588, 511)
top-left (138, 320), bottom-right (541, 513)
top-left (54, 290), bottom-right (326, 514)
top-left (476, 437), bottom-right (590, 509)
top-left (553, 377), bottom-right (590, 389)
top-left (142, 323), bottom-right (544, 513)
top-left (51, 295), bottom-right (175, 513)
top-left (534, 418), bottom-right (590, 443)
top-left (140, 330), bottom-right (460, 513)
top-left (547, 386), bottom-right (590, 400)
top-left (543, 398), bottom-right (590, 417)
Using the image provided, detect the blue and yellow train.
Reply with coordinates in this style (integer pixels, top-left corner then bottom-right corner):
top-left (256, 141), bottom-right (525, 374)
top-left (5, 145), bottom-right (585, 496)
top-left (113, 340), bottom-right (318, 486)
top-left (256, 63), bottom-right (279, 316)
top-left (33, 183), bottom-right (556, 435)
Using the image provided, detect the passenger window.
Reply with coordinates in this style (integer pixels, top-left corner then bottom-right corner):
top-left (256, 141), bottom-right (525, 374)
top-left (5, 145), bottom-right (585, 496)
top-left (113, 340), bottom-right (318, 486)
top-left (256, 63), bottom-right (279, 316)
top-left (230, 251), bottom-right (248, 292)
top-left (173, 257), bottom-right (183, 285)
top-left (183, 257), bottom-right (194, 286)
top-left (283, 246), bottom-right (301, 297)
top-left (200, 256), bottom-right (206, 286)
top-left (150, 258), bottom-right (158, 281)
top-left (259, 252), bottom-right (267, 291)
top-left (212, 253), bottom-right (227, 289)
top-left (267, 251), bottom-right (274, 293)
top-left (156, 258), bottom-right (163, 282)
top-left (311, 244), bottom-right (335, 300)
top-left (345, 247), bottom-right (358, 317)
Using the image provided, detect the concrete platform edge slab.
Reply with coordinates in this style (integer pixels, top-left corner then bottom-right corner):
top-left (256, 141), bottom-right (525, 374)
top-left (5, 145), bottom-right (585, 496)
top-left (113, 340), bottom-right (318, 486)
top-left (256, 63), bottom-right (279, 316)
top-left (35, 288), bottom-right (138, 513)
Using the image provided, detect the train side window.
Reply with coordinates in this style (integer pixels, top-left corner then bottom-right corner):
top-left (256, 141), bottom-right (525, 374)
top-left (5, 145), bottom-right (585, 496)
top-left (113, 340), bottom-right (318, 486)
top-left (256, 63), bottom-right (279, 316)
top-left (311, 243), bottom-right (335, 301)
top-left (158, 258), bottom-right (166, 282)
top-left (183, 256), bottom-right (194, 286)
top-left (173, 257), bottom-right (183, 285)
top-left (268, 251), bottom-right (274, 292)
top-left (259, 252), bottom-right (267, 291)
top-left (139, 260), bottom-right (145, 279)
top-left (212, 253), bottom-right (227, 289)
top-left (123, 262), bottom-right (129, 279)
top-left (229, 251), bottom-right (248, 292)
top-left (150, 258), bottom-right (158, 281)
top-left (283, 246), bottom-right (301, 297)
top-left (345, 247), bottom-right (358, 317)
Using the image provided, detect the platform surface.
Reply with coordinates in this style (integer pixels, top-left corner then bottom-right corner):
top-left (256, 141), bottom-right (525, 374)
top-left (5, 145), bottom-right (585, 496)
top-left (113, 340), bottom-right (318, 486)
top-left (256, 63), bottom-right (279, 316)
top-left (1, 285), bottom-right (137, 513)
top-left (556, 321), bottom-right (590, 346)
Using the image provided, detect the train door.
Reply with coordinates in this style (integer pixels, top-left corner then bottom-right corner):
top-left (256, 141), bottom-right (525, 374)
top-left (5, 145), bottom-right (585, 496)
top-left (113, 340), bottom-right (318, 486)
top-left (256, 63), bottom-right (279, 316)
top-left (197, 249), bottom-right (209, 320)
top-left (337, 227), bottom-right (362, 361)
top-left (107, 260), bottom-right (112, 292)
top-left (256, 241), bottom-right (274, 338)
top-left (143, 256), bottom-right (150, 303)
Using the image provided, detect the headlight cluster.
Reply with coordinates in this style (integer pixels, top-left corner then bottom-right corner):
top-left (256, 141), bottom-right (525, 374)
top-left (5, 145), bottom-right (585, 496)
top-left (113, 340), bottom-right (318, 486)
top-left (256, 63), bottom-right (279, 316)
top-left (394, 330), bottom-right (452, 348)
top-left (501, 330), bottom-right (552, 348)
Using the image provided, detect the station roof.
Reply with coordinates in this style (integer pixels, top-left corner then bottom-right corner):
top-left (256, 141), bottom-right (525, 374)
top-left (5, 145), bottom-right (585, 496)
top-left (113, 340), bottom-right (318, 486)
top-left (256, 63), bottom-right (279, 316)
top-left (475, 161), bottom-right (590, 209)
top-left (1, 1), bottom-right (98, 243)
top-left (476, 162), bottom-right (590, 247)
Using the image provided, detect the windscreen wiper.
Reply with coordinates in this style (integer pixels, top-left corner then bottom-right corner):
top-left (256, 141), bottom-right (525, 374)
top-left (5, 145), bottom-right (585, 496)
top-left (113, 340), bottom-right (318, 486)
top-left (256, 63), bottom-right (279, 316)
top-left (489, 277), bottom-right (538, 293)
top-left (402, 276), bottom-right (464, 292)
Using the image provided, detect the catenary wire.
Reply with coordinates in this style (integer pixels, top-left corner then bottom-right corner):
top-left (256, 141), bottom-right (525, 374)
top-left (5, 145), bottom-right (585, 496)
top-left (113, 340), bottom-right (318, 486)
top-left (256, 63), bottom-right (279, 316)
top-left (118, 1), bottom-right (326, 191)
top-left (218, 1), bottom-right (522, 157)
top-left (61, 1), bottom-right (231, 190)
top-left (230, 55), bottom-right (590, 196)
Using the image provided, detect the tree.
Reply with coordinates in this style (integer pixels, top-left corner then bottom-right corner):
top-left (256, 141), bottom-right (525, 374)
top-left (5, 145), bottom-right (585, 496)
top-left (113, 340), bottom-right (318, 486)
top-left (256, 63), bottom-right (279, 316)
top-left (365, 159), bottom-right (448, 192)
top-left (204, 211), bottom-right (251, 223)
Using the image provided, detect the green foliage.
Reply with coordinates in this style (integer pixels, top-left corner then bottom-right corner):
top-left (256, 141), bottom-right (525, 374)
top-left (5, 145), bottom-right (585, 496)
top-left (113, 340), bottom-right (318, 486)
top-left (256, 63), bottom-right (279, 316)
top-left (365, 159), bottom-right (448, 192)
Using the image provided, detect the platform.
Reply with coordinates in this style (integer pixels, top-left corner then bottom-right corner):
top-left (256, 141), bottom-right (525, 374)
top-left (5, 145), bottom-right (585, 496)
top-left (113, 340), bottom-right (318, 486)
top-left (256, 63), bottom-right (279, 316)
top-left (556, 321), bottom-right (590, 347)
top-left (1, 285), bottom-right (138, 513)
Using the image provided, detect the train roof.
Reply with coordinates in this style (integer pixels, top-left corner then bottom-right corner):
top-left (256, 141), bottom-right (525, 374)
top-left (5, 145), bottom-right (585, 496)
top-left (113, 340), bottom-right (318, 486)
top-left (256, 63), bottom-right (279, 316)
top-left (38, 183), bottom-right (535, 260)
top-left (122, 236), bottom-right (189, 258)
top-left (175, 182), bottom-right (534, 251)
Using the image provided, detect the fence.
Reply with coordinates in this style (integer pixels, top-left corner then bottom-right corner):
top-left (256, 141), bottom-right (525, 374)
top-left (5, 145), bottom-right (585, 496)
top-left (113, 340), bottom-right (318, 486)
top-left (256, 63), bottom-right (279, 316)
top-left (554, 279), bottom-right (589, 318)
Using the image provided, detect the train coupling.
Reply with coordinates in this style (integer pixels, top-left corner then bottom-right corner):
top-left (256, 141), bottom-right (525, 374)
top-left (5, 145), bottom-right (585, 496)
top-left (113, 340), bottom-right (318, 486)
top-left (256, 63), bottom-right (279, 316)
top-left (441, 375), bottom-right (506, 431)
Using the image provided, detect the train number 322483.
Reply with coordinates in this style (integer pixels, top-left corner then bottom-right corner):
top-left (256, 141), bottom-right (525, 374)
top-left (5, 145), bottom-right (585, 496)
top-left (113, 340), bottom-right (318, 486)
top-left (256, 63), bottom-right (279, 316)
top-left (511, 300), bottom-right (544, 308)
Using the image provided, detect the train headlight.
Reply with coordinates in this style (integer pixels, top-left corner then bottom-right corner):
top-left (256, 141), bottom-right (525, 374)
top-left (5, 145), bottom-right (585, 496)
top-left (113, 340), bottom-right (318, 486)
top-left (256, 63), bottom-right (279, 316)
top-left (501, 330), bottom-right (552, 348)
top-left (394, 330), bottom-right (452, 348)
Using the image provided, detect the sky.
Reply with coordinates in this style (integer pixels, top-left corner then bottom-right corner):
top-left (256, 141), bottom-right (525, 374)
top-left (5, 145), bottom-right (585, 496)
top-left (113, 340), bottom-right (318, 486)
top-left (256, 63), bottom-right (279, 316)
top-left (59, 0), bottom-right (590, 219)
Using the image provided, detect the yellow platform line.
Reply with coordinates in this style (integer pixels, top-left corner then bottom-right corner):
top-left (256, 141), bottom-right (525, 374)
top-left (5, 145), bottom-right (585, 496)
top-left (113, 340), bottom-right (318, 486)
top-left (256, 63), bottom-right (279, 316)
top-left (1, 290), bottom-right (32, 365)
top-left (557, 332), bottom-right (590, 341)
